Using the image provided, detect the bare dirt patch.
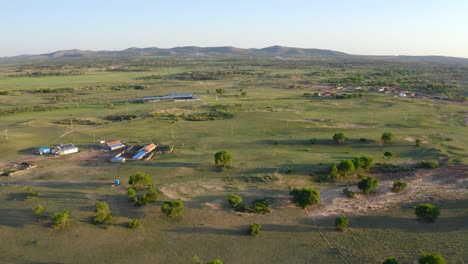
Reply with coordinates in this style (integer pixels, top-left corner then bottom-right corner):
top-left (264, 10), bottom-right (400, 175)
top-left (309, 166), bottom-right (467, 218)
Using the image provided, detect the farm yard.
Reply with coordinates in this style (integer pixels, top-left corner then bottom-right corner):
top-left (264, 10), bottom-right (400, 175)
top-left (0, 55), bottom-right (467, 264)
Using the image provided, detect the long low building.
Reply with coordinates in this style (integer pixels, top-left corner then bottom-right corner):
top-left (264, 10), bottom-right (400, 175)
top-left (135, 93), bottom-right (200, 103)
top-left (52, 143), bottom-right (79, 155)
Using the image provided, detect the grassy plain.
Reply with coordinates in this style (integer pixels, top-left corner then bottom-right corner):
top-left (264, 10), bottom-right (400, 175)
top-left (0, 58), bottom-right (467, 263)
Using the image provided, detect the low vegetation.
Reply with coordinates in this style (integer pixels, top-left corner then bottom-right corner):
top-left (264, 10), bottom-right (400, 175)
top-left (128, 219), bottom-right (142, 229)
top-left (335, 216), bottom-right (349, 232)
top-left (51, 211), bottom-right (70, 228)
top-left (392, 180), bottom-right (408, 193)
top-left (357, 175), bottom-right (379, 194)
top-left (290, 187), bottom-right (320, 209)
top-left (248, 223), bottom-right (262, 237)
top-left (415, 203), bottom-right (440, 222)
top-left (214, 151), bottom-right (233, 168)
top-left (161, 200), bottom-right (184, 217)
top-left (418, 252), bottom-right (446, 264)
top-left (93, 201), bottom-right (112, 226)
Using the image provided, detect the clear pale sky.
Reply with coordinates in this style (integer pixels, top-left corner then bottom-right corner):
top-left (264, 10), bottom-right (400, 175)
top-left (1, 0), bottom-right (468, 58)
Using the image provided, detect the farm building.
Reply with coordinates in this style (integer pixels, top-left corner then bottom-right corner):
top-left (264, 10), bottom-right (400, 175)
top-left (132, 143), bottom-right (157, 160)
top-left (105, 140), bottom-right (126, 151)
top-left (110, 143), bottom-right (157, 162)
top-left (135, 93), bottom-right (200, 103)
top-left (52, 144), bottom-right (79, 155)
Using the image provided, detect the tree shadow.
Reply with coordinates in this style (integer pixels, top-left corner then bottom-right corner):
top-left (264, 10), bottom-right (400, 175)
top-left (163, 226), bottom-right (244, 236)
top-left (0, 209), bottom-right (36, 227)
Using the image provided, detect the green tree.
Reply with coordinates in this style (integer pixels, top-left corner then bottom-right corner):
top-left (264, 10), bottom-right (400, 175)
top-left (161, 200), bottom-right (184, 217)
top-left (93, 201), bottom-right (112, 225)
top-left (333, 133), bottom-right (347, 144)
top-left (381, 132), bottom-right (395, 144)
top-left (415, 203), bottom-right (440, 222)
top-left (290, 187), bottom-right (320, 209)
top-left (337, 160), bottom-right (356, 176)
top-left (335, 216), bottom-right (349, 232)
top-left (34, 205), bottom-right (44, 218)
top-left (128, 172), bottom-right (152, 188)
top-left (329, 164), bottom-right (338, 180)
top-left (51, 211), bottom-right (70, 228)
top-left (227, 194), bottom-right (243, 208)
top-left (128, 218), bottom-right (142, 229)
top-left (384, 151), bottom-right (394, 158)
top-left (215, 88), bottom-right (225, 95)
top-left (418, 252), bottom-right (446, 264)
top-left (352, 156), bottom-right (374, 170)
top-left (392, 181), bottom-right (408, 193)
top-left (206, 259), bottom-right (224, 264)
top-left (383, 257), bottom-right (399, 264)
top-left (248, 222), bottom-right (262, 236)
top-left (415, 139), bottom-right (422, 147)
top-left (214, 151), bottom-right (233, 168)
top-left (128, 188), bottom-right (136, 201)
top-left (133, 184), bottom-right (159, 206)
top-left (418, 160), bottom-right (439, 169)
top-left (357, 175), bottom-right (379, 194)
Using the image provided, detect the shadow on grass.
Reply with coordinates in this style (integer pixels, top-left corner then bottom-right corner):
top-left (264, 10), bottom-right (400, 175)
top-left (0, 209), bottom-right (36, 227)
top-left (163, 226), bottom-right (244, 236)
top-left (0, 257), bottom-right (62, 264)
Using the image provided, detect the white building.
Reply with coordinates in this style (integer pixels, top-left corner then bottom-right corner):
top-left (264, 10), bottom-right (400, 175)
top-left (52, 143), bottom-right (79, 155)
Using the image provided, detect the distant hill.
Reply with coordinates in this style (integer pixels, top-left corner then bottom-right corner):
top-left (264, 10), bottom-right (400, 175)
top-left (2, 45), bottom-right (468, 64)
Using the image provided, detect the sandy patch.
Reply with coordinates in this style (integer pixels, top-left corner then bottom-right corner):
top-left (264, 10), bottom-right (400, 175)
top-left (309, 167), bottom-right (467, 218)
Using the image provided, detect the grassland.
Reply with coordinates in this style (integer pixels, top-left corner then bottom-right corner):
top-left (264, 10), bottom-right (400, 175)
top-left (0, 57), bottom-right (467, 263)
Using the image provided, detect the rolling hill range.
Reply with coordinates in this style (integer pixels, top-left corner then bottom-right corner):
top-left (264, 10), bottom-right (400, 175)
top-left (2, 45), bottom-right (468, 65)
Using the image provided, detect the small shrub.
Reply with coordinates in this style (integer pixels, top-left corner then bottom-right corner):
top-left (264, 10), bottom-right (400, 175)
top-left (384, 151), bottom-right (394, 158)
top-left (214, 151), bottom-right (233, 168)
top-left (333, 132), bottom-right (347, 144)
top-left (251, 199), bottom-right (271, 214)
top-left (248, 222), bottom-right (262, 237)
top-left (227, 194), bottom-right (243, 208)
top-left (51, 211), bottom-right (70, 228)
top-left (329, 164), bottom-right (338, 181)
top-left (382, 257), bottom-right (399, 264)
top-left (418, 160), bottom-right (440, 169)
top-left (337, 160), bottom-right (356, 177)
top-left (206, 259), bottom-right (224, 264)
top-left (381, 132), bottom-right (395, 144)
top-left (34, 205), bottom-right (44, 218)
top-left (335, 216), bottom-right (349, 232)
top-left (392, 181), bottom-right (408, 193)
top-left (418, 252), bottom-right (446, 264)
top-left (290, 187), bottom-right (320, 209)
top-left (128, 172), bottom-right (152, 188)
top-left (128, 219), bottom-right (142, 229)
top-left (342, 188), bottom-right (357, 198)
top-left (161, 200), bottom-right (184, 217)
top-left (357, 175), bottom-right (379, 194)
top-left (93, 201), bottom-right (112, 225)
top-left (415, 203), bottom-right (440, 222)
top-left (415, 139), bottom-right (422, 147)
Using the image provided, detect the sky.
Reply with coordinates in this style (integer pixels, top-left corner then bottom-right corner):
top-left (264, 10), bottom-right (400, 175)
top-left (1, 0), bottom-right (468, 58)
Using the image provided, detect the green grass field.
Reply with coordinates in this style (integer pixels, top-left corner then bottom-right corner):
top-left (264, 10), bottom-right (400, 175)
top-left (0, 58), bottom-right (467, 263)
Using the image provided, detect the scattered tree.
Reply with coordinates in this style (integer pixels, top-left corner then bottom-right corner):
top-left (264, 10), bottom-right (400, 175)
top-left (51, 211), bottom-right (70, 228)
top-left (418, 160), bottom-right (440, 169)
top-left (415, 139), bottom-right (422, 147)
top-left (392, 180), bottom-right (408, 193)
top-left (34, 205), bottom-right (44, 219)
top-left (418, 252), bottom-right (446, 264)
top-left (337, 160), bottom-right (356, 176)
top-left (290, 187), bottom-right (320, 209)
top-left (381, 132), bottom-right (395, 144)
top-left (357, 175), bottom-right (379, 194)
top-left (206, 259), bottom-right (224, 264)
top-left (128, 172), bottom-right (152, 188)
top-left (329, 164), bottom-right (338, 180)
top-left (133, 184), bottom-right (159, 206)
top-left (248, 222), bottom-right (262, 237)
top-left (214, 151), bottom-right (233, 168)
top-left (161, 200), bottom-right (184, 217)
top-left (227, 194), bottom-right (243, 208)
top-left (383, 257), bottom-right (400, 264)
top-left (128, 218), bottom-right (142, 229)
top-left (353, 156), bottom-right (374, 170)
top-left (93, 201), bottom-right (112, 225)
top-left (127, 188), bottom-right (136, 200)
top-left (384, 151), bottom-right (394, 158)
top-left (241, 91), bottom-right (247, 97)
top-left (333, 133), bottom-right (348, 144)
top-left (215, 88), bottom-right (225, 95)
top-left (335, 216), bottom-right (349, 232)
top-left (415, 203), bottom-right (440, 222)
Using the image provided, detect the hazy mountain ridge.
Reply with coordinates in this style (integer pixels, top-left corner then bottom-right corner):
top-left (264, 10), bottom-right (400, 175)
top-left (1, 45), bottom-right (468, 64)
